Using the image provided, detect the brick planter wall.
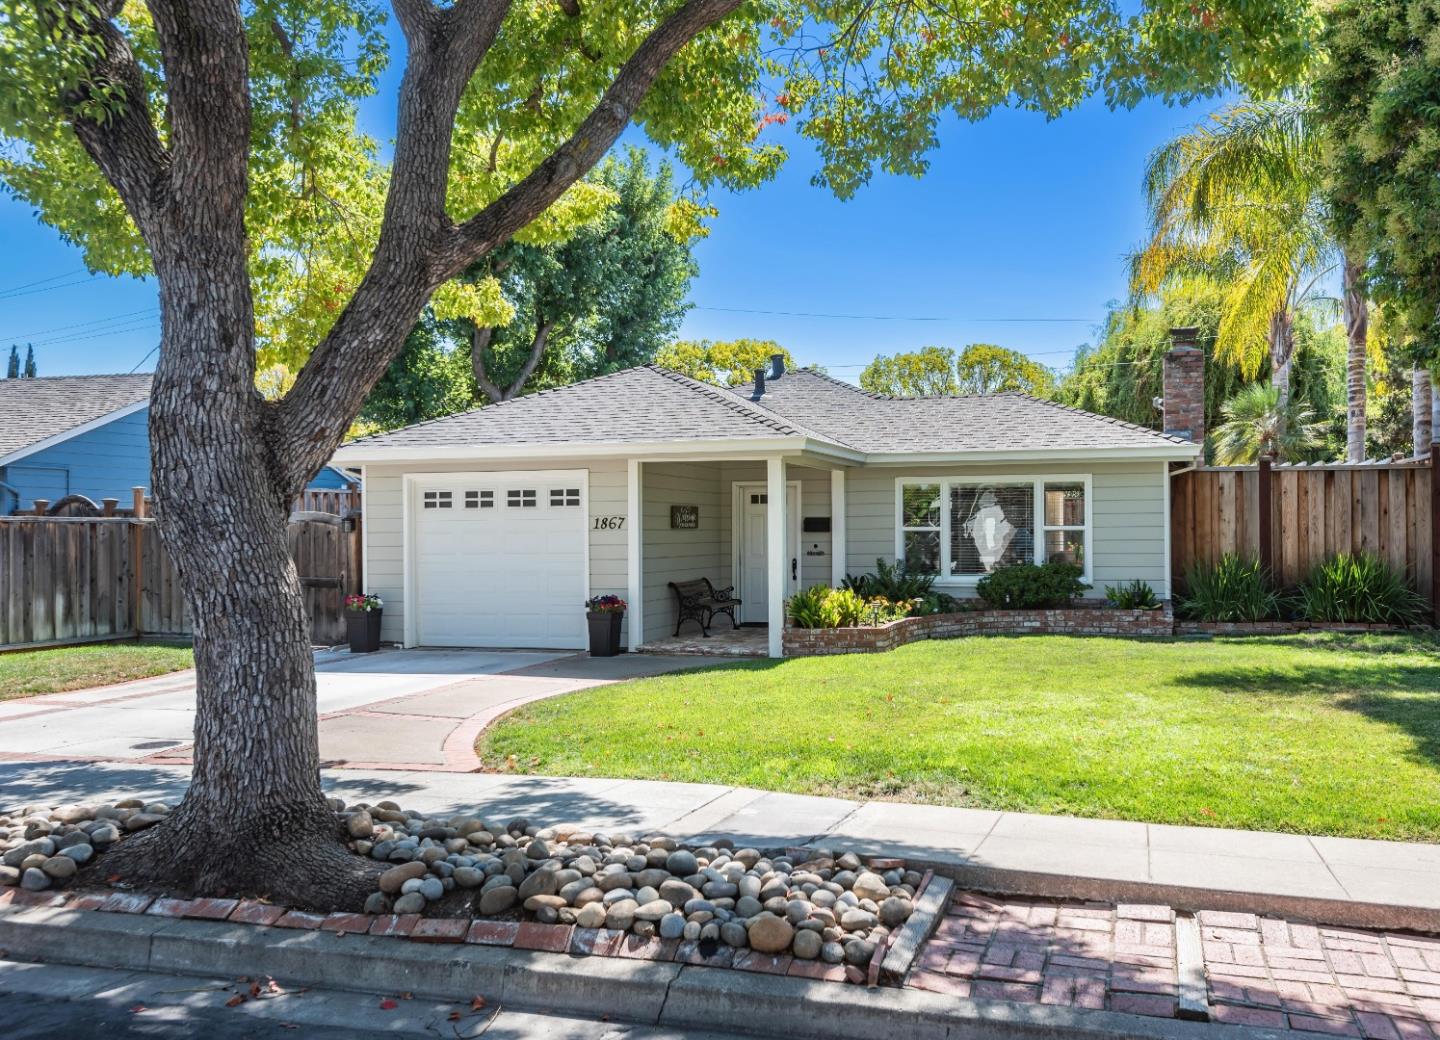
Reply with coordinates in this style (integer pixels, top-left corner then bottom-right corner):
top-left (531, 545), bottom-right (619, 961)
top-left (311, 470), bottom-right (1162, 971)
top-left (783, 605), bottom-right (1176, 657)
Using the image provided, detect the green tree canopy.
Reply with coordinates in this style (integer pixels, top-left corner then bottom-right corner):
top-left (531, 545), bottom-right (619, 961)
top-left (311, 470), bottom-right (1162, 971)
top-left (1313, 0), bottom-right (1440, 362)
top-left (457, 148), bottom-right (700, 403)
top-left (860, 344), bottom-right (1054, 396)
top-left (1056, 282), bottom-right (1345, 456)
top-left (655, 338), bottom-right (794, 385)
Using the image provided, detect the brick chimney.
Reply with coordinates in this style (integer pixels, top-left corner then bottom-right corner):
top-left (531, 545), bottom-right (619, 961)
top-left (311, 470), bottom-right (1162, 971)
top-left (1161, 327), bottom-right (1205, 443)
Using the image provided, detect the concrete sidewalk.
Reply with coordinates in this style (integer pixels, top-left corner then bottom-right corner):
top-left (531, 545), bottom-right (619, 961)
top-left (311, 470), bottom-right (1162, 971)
top-left (2, 760), bottom-right (1434, 930)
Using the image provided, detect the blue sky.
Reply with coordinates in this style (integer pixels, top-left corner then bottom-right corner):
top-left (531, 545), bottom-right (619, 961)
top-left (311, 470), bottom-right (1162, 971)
top-left (0, 63), bottom-right (1220, 381)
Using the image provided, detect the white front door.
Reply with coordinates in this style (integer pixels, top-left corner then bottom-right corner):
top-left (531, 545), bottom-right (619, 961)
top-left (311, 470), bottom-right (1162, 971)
top-left (735, 482), bottom-right (800, 624)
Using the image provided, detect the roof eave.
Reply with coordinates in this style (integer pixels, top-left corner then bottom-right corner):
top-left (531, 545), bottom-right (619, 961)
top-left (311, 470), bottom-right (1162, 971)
top-left (861, 443), bottom-right (1202, 465)
top-left (0, 398), bottom-right (150, 469)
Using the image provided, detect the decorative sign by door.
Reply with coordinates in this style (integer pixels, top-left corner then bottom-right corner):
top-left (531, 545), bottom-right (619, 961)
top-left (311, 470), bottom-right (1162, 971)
top-left (670, 505), bottom-right (699, 529)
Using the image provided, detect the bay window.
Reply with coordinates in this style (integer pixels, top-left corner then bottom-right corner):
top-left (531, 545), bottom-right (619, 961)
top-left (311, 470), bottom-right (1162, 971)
top-left (897, 475), bottom-right (1090, 583)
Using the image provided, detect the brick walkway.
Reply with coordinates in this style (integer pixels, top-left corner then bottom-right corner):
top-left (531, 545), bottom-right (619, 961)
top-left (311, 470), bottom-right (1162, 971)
top-left (908, 892), bottom-right (1440, 1037)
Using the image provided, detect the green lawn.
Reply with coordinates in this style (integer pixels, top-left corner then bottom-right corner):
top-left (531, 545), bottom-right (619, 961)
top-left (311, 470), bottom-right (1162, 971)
top-left (0, 641), bottom-right (194, 700)
top-left (477, 633), bottom-right (1440, 841)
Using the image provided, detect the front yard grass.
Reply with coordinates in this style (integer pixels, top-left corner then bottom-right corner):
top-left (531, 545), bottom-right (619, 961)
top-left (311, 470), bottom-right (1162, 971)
top-left (0, 641), bottom-right (193, 700)
top-left (477, 633), bottom-right (1440, 841)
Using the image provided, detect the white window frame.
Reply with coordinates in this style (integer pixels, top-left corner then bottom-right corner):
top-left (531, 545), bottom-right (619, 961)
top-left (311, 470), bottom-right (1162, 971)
top-left (893, 474), bottom-right (1093, 586)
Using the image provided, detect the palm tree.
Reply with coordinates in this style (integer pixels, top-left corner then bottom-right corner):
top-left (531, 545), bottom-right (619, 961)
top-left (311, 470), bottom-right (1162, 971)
top-left (1132, 99), bottom-right (1368, 457)
top-left (1212, 382), bottom-right (1324, 464)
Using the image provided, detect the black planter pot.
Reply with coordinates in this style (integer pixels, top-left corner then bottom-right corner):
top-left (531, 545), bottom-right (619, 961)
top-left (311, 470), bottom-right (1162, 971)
top-left (346, 609), bottom-right (382, 653)
top-left (587, 610), bottom-right (624, 657)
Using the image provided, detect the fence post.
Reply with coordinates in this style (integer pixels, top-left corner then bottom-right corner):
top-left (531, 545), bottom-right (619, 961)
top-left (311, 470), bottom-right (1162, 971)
top-left (101, 498), bottom-right (117, 517)
top-left (1431, 446), bottom-right (1440, 627)
top-left (1257, 455), bottom-right (1274, 577)
top-left (32, 499), bottom-right (48, 516)
top-left (131, 487), bottom-right (146, 638)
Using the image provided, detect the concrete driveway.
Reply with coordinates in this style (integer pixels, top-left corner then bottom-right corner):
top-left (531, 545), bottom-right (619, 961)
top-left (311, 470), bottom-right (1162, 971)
top-left (0, 648), bottom-right (708, 771)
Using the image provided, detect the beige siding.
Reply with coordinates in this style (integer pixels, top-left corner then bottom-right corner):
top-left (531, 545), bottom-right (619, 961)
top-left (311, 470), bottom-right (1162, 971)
top-left (363, 458), bottom-right (628, 645)
top-left (844, 460), bottom-right (1168, 598)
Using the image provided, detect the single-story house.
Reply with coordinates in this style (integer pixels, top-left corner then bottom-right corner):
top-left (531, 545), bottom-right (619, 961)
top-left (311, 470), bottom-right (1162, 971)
top-left (0, 373), bottom-right (357, 514)
top-left (335, 349), bottom-right (1204, 658)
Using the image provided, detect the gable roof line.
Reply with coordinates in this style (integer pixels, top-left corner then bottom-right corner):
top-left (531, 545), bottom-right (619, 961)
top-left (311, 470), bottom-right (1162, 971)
top-left (0, 397), bottom-right (150, 469)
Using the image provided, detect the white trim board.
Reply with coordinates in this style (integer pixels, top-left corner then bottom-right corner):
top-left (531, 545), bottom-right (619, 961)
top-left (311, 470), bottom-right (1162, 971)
top-left (0, 399), bottom-right (149, 469)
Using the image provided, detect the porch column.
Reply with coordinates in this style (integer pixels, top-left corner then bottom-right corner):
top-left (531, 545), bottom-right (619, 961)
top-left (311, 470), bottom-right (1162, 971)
top-left (830, 468), bottom-right (847, 588)
top-left (627, 459), bottom-right (644, 651)
top-left (766, 455), bottom-right (786, 658)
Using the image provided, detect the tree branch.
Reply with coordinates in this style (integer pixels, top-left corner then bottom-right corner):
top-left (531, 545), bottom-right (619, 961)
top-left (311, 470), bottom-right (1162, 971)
top-left (470, 325), bottom-right (504, 401)
top-left (49, 0), bottom-right (170, 238)
top-left (391, 0), bottom-right (439, 44)
top-left (438, 0), bottom-right (744, 277)
top-left (273, 0), bottom-right (740, 493)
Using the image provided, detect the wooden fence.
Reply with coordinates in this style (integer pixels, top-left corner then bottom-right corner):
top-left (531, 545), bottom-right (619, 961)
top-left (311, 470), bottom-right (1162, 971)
top-left (1171, 451), bottom-right (1437, 611)
top-left (24, 486), bottom-right (361, 519)
top-left (0, 493), bottom-right (362, 650)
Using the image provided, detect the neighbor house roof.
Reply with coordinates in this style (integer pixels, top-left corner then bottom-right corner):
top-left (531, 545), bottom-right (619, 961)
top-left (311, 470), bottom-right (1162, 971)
top-left (337, 363), bottom-right (1198, 462)
top-left (0, 373), bottom-right (153, 466)
top-left (718, 369), bottom-right (1192, 456)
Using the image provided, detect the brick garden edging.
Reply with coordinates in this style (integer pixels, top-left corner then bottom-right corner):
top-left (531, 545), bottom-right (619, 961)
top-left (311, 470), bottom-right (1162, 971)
top-left (784, 607), bottom-right (1176, 657)
top-left (1174, 621), bottom-right (1408, 636)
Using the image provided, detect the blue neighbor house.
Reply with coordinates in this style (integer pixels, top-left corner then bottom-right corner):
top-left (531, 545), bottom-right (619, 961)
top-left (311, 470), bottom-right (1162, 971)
top-left (0, 373), bottom-right (355, 514)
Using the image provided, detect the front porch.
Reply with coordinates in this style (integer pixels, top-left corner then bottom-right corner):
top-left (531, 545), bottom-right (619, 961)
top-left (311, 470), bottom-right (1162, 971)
top-left (625, 454), bottom-right (847, 658)
top-left (636, 624), bottom-right (770, 657)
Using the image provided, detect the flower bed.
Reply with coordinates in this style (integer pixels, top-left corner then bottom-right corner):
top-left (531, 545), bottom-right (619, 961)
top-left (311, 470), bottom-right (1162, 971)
top-left (784, 605), bottom-right (1176, 656)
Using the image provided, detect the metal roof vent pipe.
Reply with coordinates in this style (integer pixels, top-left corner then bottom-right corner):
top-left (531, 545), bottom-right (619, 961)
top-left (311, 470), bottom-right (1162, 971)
top-left (770, 354), bottom-right (785, 380)
top-left (752, 367), bottom-right (766, 400)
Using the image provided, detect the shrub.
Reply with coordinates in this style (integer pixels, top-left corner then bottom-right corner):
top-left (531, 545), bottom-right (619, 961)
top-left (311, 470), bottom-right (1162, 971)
top-left (842, 557), bottom-right (935, 601)
top-left (863, 596), bottom-right (919, 624)
top-left (911, 591), bottom-right (963, 616)
top-left (786, 586), bottom-right (869, 628)
top-left (976, 563), bottom-right (1090, 609)
top-left (1177, 555), bottom-right (1280, 622)
top-left (1295, 554), bottom-right (1427, 626)
top-left (1105, 580), bottom-right (1160, 610)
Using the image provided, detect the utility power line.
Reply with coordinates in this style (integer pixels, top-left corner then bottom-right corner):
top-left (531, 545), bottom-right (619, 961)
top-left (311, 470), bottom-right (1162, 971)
top-left (692, 305), bottom-right (1099, 324)
top-left (0, 308), bottom-right (158, 343)
top-left (0, 268), bottom-right (87, 296)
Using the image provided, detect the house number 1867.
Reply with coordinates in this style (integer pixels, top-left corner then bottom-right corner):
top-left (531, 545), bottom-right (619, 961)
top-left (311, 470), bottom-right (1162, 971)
top-left (592, 516), bottom-right (626, 530)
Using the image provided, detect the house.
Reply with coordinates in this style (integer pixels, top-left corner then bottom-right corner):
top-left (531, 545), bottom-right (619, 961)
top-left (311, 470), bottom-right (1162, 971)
top-left (335, 347), bottom-right (1204, 658)
top-left (0, 374), bottom-right (357, 514)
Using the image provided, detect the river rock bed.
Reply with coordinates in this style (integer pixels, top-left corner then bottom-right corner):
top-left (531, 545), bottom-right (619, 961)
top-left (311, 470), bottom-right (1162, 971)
top-left (347, 799), bottom-right (919, 964)
top-left (0, 800), bottom-right (161, 891)
top-left (2, 797), bottom-right (921, 969)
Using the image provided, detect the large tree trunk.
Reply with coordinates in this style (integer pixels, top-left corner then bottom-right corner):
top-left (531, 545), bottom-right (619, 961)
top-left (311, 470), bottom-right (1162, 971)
top-left (104, 245), bottom-right (378, 908)
top-left (1343, 254), bottom-right (1368, 463)
top-left (1414, 367), bottom-right (1432, 456)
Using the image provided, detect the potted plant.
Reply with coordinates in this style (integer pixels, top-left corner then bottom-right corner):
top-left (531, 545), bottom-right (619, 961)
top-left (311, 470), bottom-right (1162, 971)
top-left (344, 593), bottom-right (384, 653)
top-left (585, 594), bottom-right (626, 657)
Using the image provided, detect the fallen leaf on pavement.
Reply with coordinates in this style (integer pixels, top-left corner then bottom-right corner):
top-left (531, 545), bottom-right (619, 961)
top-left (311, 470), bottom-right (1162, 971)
top-left (225, 995), bottom-right (246, 1008)
top-left (379, 998), bottom-right (398, 1010)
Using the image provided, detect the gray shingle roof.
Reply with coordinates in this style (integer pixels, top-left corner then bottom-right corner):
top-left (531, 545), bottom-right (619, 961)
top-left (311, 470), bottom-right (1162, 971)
top-left (344, 365), bottom-right (822, 451)
top-left (342, 363), bottom-right (1193, 457)
top-left (719, 369), bottom-right (1190, 453)
top-left (0, 374), bottom-right (152, 462)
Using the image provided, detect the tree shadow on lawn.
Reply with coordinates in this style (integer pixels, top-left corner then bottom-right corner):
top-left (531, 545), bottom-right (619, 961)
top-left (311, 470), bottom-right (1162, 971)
top-left (1172, 655), bottom-right (1440, 771)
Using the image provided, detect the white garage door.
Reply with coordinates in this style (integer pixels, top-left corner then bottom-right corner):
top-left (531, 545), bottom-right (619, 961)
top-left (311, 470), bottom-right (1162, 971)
top-left (411, 472), bottom-right (588, 649)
